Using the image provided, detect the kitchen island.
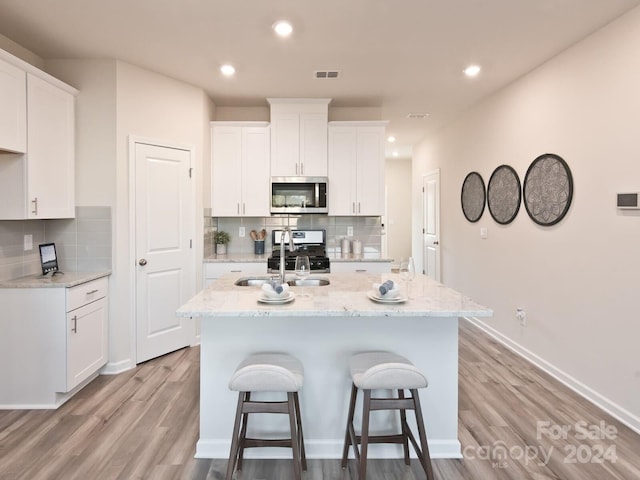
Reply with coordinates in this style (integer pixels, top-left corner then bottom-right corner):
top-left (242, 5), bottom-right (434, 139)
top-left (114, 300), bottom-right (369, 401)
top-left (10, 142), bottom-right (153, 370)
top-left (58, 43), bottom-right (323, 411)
top-left (177, 272), bottom-right (492, 459)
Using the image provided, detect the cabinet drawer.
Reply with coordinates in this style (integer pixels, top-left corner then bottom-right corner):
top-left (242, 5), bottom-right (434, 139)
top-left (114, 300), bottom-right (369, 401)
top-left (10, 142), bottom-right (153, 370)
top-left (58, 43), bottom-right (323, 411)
top-left (204, 262), bottom-right (266, 279)
top-left (67, 277), bottom-right (108, 312)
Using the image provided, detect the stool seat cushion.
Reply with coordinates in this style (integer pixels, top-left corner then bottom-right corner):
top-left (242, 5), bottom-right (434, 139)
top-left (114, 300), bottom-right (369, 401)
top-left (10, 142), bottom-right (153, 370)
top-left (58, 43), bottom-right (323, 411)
top-left (229, 353), bottom-right (304, 392)
top-left (349, 351), bottom-right (428, 390)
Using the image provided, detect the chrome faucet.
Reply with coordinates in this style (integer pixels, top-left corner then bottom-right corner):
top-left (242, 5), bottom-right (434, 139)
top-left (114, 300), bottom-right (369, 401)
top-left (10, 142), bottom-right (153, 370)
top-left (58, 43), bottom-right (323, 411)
top-left (280, 227), bottom-right (296, 284)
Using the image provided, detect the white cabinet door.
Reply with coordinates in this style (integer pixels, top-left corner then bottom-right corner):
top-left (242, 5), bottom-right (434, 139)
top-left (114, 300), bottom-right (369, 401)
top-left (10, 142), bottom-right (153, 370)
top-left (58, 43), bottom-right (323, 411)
top-left (299, 113), bottom-right (328, 176)
top-left (211, 126), bottom-right (243, 216)
top-left (270, 113), bottom-right (300, 176)
top-left (0, 58), bottom-right (26, 153)
top-left (212, 123), bottom-right (270, 217)
top-left (242, 127), bottom-right (270, 216)
top-left (27, 73), bottom-right (75, 219)
top-left (328, 122), bottom-right (386, 216)
top-left (328, 126), bottom-right (358, 215)
top-left (355, 127), bottom-right (385, 216)
top-left (66, 297), bottom-right (108, 392)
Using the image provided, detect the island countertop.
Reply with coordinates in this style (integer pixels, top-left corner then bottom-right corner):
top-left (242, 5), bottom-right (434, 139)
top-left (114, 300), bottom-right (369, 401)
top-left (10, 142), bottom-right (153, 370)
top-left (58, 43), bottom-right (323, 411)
top-left (177, 272), bottom-right (492, 318)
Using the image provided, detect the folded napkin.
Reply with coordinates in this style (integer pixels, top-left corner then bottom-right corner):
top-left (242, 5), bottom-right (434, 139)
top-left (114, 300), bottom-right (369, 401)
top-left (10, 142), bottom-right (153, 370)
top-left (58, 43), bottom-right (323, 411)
top-left (373, 281), bottom-right (400, 298)
top-left (261, 281), bottom-right (290, 299)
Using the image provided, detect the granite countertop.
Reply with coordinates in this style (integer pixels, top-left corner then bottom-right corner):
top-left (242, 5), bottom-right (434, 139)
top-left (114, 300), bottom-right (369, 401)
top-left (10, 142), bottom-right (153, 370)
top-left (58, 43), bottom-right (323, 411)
top-left (177, 272), bottom-right (492, 318)
top-left (0, 271), bottom-right (111, 288)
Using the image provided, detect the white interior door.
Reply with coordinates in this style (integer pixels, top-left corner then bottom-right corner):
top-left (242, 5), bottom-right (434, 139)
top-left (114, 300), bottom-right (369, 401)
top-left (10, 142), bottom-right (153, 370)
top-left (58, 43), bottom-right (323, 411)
top-left (135, 142), bottom-right (194, 363)
top-left (423, 170), bottom-right (441, 281)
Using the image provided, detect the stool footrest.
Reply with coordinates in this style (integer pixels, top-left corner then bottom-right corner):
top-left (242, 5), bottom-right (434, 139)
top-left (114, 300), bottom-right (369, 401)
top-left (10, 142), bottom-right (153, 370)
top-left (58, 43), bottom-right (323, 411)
top-left (369, 397), bottom-right (415, 411)
top-left (242, 438), bottom-right (293, 449)
top-left (241, 400), bottom-right (289, 414)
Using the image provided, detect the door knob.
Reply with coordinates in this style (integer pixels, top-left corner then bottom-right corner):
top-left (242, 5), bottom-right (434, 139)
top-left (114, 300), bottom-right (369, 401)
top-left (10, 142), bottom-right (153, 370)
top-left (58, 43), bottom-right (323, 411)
top-left (139, 259), bottom-right (147, 266)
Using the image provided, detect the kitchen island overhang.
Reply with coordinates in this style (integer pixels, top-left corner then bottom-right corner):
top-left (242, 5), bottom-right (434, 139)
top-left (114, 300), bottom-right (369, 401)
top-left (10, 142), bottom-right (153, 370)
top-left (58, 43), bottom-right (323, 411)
top-left (177, 273), bottom-right (492, 460)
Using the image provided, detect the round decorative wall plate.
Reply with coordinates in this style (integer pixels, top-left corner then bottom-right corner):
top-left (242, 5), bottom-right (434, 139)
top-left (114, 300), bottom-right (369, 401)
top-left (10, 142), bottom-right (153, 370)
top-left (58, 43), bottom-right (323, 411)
top-left (523, 153), bottom-right (573, 226)
top-left (461, 172), bottom-right (486, 223)
top-left (487, 165), bottom-right (521, 225)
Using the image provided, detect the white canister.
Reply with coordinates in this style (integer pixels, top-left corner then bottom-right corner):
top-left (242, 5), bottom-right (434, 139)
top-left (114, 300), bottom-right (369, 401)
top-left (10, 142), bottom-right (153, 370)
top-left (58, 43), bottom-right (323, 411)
top-left (341, 237), bottom-right (351, 255)
top-left (352, 240), bottom-right (362, 255)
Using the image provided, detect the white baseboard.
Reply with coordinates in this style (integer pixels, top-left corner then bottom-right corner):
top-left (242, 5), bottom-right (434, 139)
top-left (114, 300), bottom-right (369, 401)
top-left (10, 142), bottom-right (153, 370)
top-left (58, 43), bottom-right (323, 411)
top-left (195, 438), bottom-right (461, 459)
top-left (463, 316), bottom-right (640, 435)
top-left (100, 358), bottom-right (135, 375)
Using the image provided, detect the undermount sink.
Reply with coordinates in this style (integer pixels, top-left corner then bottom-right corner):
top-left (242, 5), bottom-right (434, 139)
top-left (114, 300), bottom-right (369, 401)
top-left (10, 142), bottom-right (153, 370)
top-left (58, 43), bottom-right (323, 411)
top-left (286, 278), bottom-right (330, 287)
top-left (234, 276), bottom-right (330, 287)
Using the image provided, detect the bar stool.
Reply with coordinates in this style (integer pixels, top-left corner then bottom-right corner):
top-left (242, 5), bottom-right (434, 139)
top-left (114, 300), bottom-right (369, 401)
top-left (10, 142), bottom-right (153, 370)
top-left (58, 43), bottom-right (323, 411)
top-left (341, 351), bottom-right (435, 480)
top-left (226, 353), bottom-right (307, 480)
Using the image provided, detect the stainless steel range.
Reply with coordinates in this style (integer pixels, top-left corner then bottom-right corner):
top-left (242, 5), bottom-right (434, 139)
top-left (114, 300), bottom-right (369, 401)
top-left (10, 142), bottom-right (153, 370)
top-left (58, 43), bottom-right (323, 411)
top-left (267, 229), bottom-right (331, 273)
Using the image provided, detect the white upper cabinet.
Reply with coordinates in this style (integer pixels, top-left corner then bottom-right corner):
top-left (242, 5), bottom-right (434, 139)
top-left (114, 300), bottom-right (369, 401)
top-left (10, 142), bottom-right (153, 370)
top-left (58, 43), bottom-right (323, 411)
top-left (328, 121), bottom-right (387, 216)
top-left (211, 122), bottom-right (270, 217)
top-left (0, 49), bottom-right (77, 220)
top-left (268, 99), bottom-right (330, 177)
top-left (26, 74), bottom-right (76, 219)
top-left (0, 58), bottom-right (26, 153)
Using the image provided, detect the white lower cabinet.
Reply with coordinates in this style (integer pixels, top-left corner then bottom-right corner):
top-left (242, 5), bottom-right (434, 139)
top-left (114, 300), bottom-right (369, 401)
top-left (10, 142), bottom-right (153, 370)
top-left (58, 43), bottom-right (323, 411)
top-left (0, 276), bottom-right (109, 408)
top-left (204, 262), bottom-right (267, 287)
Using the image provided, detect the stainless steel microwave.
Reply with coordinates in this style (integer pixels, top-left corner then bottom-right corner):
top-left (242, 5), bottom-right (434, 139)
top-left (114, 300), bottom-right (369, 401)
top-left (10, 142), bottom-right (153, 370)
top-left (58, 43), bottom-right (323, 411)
top-left (271, 177), bottom-right (328, 214)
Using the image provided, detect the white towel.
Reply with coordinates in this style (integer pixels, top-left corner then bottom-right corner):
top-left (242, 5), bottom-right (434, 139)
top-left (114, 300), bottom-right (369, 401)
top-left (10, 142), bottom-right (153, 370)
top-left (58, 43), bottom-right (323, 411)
top-left (261, 282), bottom-right (290, 299)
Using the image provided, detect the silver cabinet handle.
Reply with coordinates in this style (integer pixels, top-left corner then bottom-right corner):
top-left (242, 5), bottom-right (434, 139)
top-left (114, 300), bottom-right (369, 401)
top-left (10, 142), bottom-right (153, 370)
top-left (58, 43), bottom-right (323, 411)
top-left (242, 203), bottom-right (246, 215)
top-left (352, 202), bottom-right (356, 214)
top-left (71, 315), bottom-right (78, 333)
top-left (300, 163), bottom-right (304, 175)
top-left (139, 259), bottom-right (147, 266)
top-left (355, 269), bottom-right (367, 273)
top-left (31, 197), bottom-right (38, 216)
top-left (358, 202), bottom-right (361, 214)
top-left (433, 241), bottom-right (439, 245)
top-left (237, 203), bottom-right (240, 215)
top-left (86, 289), bottom-right (99, 295)
top-left (295, 164), bottom-right (299, 175)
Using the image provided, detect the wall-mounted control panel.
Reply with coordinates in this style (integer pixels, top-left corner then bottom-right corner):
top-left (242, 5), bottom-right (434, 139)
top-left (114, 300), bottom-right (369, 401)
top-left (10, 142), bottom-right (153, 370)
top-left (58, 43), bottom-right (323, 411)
top-left (617, 193), bottom-right (640, 209)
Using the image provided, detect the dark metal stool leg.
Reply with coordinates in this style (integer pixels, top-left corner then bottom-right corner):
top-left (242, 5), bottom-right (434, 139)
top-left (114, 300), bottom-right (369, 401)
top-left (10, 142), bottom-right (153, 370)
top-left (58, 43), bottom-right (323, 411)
top-left (293, 392), bottom-right (307, 471)
top-left (411, 389), bottom-right (435, 480)
top-left (398, 389), bottom-right (411, 466)
top-left (236, 391), bottom-right (250, 472)
top-left (225, 392), bottom-right (245, 480)
top-left (341, 383), bottom-right (358, 468)
top-left (359, 389), bottom-right (372, 480)
top-left (287, 392), bottom-right (302, 480)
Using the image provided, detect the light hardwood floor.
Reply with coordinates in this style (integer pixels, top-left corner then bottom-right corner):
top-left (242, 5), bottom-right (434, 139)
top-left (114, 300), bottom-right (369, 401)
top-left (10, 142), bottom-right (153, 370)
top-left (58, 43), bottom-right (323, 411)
top-left (1, 320), bottom-right (639, 479)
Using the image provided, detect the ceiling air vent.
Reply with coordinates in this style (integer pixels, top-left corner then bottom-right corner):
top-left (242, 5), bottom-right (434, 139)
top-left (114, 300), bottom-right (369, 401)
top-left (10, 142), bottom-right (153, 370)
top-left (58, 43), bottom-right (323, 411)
top-left (314, 70), bottom-right (340, 79)
top-left (407, 113), bottom-right (431, 119)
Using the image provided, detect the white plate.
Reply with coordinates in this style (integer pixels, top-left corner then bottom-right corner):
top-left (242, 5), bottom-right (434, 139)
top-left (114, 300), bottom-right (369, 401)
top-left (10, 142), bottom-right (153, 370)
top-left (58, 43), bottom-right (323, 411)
top-left (258, 291), bottom-right (296, 304)
top-left (367, 292), bottom-right (408, 304)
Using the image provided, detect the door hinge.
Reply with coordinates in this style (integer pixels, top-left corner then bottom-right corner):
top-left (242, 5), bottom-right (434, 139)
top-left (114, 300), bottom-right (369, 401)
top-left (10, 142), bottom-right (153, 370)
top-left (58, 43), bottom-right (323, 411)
top-left (189, 167), bottom-right (193, 178)
top-left (190, 239), bottom-right (193, 249)
top-left (422, 186), bottom-right (425, 193)
top-left (422, 228), bottom-right (425, 234)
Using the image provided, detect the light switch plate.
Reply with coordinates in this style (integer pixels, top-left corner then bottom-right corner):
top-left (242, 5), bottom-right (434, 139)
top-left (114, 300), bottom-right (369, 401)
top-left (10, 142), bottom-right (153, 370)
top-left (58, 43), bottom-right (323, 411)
top-left (347, 226), bottom-right (354, 237)
top-left (239, 227), bottom-right (245, 238)
top-left (24, 234), bottom-right (33, 251)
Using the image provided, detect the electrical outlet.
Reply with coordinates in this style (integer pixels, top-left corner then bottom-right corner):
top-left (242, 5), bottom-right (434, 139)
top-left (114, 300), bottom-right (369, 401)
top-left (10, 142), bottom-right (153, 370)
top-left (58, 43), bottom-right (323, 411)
top-left (480, 227), bottom-right (488, 239)
top-left (24, 234), bottom-right (33, 251)
top-left (516, 308), bottom-right (527, 326)
top-left (347, 226), bottom-right (354, 237)
top-left (239, 227), bottom-right (245, 238)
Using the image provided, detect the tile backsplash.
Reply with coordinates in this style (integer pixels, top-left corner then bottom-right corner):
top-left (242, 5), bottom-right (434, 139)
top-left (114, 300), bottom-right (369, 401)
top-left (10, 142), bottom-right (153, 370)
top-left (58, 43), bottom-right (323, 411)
top-left (206, 214), bottom-right (382, 257)
top-left (0, 206), bottom-right (112, 282)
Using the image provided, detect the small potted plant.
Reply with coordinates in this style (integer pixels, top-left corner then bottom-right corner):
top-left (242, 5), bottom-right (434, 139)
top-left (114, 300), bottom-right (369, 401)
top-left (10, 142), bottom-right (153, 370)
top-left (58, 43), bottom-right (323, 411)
top-left (214, 230), bottom-right (230, 255)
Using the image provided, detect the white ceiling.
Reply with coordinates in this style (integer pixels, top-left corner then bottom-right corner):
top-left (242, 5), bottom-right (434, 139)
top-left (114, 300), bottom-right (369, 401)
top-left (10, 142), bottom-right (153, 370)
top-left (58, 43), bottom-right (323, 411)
top-left (1, 0), bottom-right (638, 158)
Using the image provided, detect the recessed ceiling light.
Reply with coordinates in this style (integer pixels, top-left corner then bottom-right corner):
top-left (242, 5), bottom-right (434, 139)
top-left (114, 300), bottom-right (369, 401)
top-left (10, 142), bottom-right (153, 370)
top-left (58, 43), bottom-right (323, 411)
top-left (220, 64), bottom-right (236, 77)
top-left (464, 65), bottom-right (481, 77)
top-left (387, 135), bottom-right (396, 143)
top-left (273, 20), bottom-right (293, 37)
top-left (392, 151), bottom-right (399, 157)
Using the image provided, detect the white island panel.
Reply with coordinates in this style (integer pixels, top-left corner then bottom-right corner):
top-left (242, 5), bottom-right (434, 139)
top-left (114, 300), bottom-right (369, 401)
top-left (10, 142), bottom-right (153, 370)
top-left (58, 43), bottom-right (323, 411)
top-left (177, 273), bottom-right (492, 459)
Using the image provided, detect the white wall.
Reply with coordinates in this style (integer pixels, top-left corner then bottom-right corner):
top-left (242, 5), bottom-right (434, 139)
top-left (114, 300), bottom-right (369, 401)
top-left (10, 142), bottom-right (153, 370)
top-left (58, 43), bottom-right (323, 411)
top-left (43, 59), bottom-right (215, 371)
top-left (385, 158), bottom-right (412, 263)
top-left (412, 7), bottom-right (640, 430)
